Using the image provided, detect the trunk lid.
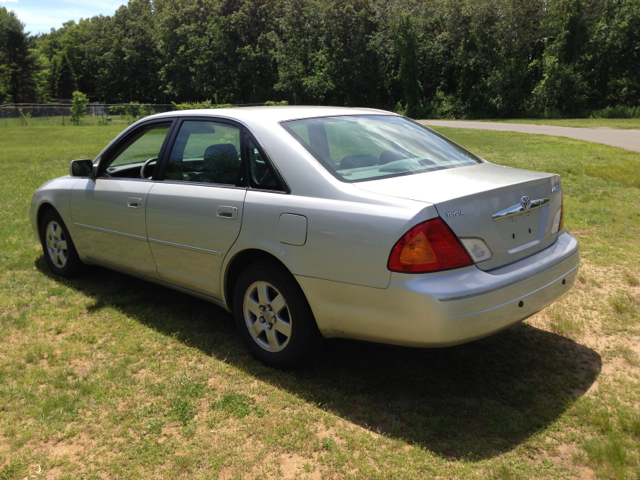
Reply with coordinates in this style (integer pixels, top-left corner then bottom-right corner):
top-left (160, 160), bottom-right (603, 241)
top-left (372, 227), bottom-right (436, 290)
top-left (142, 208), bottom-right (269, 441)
top-left (354, 162), bottom-right (563, 271)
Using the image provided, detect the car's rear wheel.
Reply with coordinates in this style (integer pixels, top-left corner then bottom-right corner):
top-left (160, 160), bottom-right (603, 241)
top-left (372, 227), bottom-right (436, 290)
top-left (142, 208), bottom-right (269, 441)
top-left (40, 209), bottom-right (84, 277)
top-left (233, 261), bottom-right (323, 368)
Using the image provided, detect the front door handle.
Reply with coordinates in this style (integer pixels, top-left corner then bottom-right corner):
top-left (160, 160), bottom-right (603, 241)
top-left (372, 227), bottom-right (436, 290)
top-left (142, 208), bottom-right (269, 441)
top-left (216, 205), bottom-right (238, 220)
top-left (127, 197), bottom-right (142, 208)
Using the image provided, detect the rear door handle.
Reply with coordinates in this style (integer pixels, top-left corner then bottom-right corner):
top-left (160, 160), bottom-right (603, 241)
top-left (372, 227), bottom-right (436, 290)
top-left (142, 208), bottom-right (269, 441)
top-left (216, 205), bottom-right (238, 220)
top-left (127, 197), bottom-right (142, 208)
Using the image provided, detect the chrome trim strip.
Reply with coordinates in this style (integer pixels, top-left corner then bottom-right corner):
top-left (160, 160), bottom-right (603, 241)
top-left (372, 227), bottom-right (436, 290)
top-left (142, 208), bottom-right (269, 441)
top-left (97, 177), bottom-right (154, 182)
top-left (447, 262), bottom-right (579, 318)
top-left (159, 179), bottom-right (248, 190)
top-left (492, 197), bottom-right (550, 220)
top-left (439, 254), bottom-right (578, 302)
top-left (148, 237), bottom-right (222, 256)
top-left (74, 223), bottom-right (147, 241)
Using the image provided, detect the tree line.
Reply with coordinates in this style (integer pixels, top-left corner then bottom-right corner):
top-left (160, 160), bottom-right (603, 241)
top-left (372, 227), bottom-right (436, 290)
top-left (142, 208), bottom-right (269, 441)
top-left (1, 0), bottom-right (639, 118)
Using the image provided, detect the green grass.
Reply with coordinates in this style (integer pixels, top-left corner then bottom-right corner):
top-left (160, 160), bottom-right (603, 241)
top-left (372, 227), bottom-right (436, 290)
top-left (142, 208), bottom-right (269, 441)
top-left (1, 125), bottom-right (639, 479)
top-left (469, 118), bottom-right (640, 130)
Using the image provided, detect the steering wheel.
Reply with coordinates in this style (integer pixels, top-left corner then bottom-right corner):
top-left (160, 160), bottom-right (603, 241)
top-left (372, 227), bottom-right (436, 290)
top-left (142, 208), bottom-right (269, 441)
top-left (140, 157), bottom-right (157, 179)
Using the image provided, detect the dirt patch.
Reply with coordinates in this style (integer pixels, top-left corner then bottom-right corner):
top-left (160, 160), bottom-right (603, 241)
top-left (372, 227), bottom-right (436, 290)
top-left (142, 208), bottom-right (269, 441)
top-left (314, 421), bottom-right (345, 443)
top-left (278, 453), bottom-right (321, 480)
top-left (535, 441), bottom-right (596, 479)
top-left (69, 358), bottom-right (95, 377)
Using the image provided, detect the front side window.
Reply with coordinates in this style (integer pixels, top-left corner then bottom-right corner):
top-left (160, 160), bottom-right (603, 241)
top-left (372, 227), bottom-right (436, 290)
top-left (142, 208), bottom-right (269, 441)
top-left (165, 120), bottom-right (242, 185)
top-left (109, 124), bottom-right (171, 168)
top-left (281, 115), bottom-right (482, 183)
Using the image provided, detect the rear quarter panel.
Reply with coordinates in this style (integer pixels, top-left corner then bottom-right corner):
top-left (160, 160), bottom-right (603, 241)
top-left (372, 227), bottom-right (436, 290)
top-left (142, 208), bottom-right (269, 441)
top-left (224, 187), bottom-right (439, 294)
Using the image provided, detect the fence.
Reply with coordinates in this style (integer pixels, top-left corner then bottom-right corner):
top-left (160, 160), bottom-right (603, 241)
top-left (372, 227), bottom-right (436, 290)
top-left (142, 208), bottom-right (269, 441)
top-left (0, 103), bottom-right (174, 120)
top-left (0, 102), bottom-right (281, 126)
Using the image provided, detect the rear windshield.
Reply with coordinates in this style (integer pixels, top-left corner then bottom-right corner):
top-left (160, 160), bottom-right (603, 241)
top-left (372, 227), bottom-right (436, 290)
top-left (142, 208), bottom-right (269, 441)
top-left (281, 115), bottom-right (482, 182)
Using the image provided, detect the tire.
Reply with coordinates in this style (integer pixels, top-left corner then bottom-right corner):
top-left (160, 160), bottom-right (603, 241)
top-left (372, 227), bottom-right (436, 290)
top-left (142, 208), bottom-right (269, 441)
top-left (233, 261), bottom-right (324, 369)
top-left (40, 209), bottom-right (84, 278)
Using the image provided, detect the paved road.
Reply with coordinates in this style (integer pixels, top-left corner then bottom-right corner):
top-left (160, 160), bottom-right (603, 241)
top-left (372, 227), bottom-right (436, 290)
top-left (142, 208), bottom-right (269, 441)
top-left (419, 120), bottom-right (640, 153)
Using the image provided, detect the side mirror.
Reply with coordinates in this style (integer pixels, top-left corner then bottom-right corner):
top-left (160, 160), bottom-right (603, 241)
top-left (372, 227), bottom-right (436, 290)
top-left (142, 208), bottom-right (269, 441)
top-left (69, 159), bottom-right (94, 177)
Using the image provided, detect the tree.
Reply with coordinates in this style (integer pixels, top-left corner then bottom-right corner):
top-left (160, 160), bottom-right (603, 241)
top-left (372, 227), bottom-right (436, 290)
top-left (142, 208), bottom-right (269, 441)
top-left (0, 7), bottom-right (38, 103)
top-left (531, 0), bottom-right (594, 116)
top-left (394, 13), bottom-right (422, 117)
top-left (91, 0), bottom-right (162, 102)
top-left (3, 0), bottom-right (638, 118)
top-left (54, 52), bottom-right (76, 99)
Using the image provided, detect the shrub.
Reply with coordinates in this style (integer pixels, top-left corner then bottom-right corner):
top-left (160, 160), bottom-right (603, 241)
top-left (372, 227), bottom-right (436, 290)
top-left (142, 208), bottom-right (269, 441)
top-left (590, 105), bottom-right (640, 119)
top-left (70, 91), bottom-right (89, 125)
top-left (172, 100), bottom-right (289, 110)
top-left (172, 100), bottom-right (235, 110)
top-left (18, 108), bottom-right (31, 126)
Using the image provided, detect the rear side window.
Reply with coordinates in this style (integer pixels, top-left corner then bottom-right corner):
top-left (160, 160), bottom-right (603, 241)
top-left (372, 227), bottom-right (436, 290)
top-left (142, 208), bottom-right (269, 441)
top-left (245, 134), bottom-right (282, 191)
top-left (281, 115), bottom-right (482, 183)
top-left (165, 120), bottom-right (242, 185)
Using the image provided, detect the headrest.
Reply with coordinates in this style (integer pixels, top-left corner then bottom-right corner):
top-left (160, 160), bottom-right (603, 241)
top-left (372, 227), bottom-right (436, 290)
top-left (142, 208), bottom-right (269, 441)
top-left (378, 150), bottom-right (409, 165)
top-left (339, 154), bottom-right (378, 170)
top-left (204, 143), bottom-right (238, 159)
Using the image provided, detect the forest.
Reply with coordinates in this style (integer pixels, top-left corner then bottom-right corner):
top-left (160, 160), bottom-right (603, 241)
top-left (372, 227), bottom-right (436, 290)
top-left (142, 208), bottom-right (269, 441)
top-left (0, 0), bottom-right (639, 118)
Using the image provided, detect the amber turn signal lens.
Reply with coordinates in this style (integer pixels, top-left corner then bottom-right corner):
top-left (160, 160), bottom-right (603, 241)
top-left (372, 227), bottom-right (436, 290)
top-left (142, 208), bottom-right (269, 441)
top-left (398, 231), bottom-right (437, 265)
top-left (388, 217), bottom-right (474, 273)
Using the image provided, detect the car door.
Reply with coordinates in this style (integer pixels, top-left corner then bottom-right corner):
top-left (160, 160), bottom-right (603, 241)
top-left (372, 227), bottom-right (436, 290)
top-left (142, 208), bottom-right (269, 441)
top-left (145, 118), bottom-right (247, 299)
top-left (69, 120), bottom-right (174, 278)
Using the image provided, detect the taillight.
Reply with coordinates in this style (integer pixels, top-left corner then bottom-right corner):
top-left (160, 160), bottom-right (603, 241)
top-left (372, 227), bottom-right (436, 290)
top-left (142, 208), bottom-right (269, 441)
top-left (388, 217), bottom-right (473, 273)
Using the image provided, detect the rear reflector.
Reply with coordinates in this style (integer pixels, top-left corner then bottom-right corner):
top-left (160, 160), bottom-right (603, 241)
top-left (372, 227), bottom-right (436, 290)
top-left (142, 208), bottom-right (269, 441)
top-left (552, 192), bottom-right (564, 234)
top-left (460, 238), bottom-right (492, 263)
top-left (559, 193), bottom-right (564, 231)
top-left (388, 217), bottom-right (474, 273)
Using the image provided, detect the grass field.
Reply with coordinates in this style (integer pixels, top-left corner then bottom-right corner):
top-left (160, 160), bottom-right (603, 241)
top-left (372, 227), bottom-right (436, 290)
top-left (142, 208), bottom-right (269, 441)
top-left (1, 125), bottom-right (639, 479)
top-left (0, 115), bottom-right (134, 128)
top-left (472, 118), bottom-right (640, 130)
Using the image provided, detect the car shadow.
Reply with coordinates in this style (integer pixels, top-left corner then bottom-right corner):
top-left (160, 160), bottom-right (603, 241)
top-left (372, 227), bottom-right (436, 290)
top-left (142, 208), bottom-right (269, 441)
top-left (37, 258), bottom-right (601, 460)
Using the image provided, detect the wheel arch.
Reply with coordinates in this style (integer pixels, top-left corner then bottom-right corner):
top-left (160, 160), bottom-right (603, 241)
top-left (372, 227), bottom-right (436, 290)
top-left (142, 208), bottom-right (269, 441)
top-left (36, 202), bottom-right (56, 240)
top-left (224, 249), bottom-right (295, 311)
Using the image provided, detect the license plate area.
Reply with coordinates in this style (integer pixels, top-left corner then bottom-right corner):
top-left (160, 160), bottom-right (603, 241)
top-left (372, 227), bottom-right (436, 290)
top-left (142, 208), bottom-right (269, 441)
top-left (496, 209), bottom-right (542, 252)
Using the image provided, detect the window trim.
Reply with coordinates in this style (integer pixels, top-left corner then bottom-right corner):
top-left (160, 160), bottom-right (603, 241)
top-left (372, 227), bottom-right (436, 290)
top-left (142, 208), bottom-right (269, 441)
top-left (153, 116), bottom-right (291, 194)
top-left (96, 118), bottom-right (177, 179)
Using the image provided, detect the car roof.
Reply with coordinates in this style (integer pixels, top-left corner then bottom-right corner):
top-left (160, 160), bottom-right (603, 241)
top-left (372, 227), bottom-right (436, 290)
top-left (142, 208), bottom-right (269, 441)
top-left (151, 105), bottom-right (396, 126)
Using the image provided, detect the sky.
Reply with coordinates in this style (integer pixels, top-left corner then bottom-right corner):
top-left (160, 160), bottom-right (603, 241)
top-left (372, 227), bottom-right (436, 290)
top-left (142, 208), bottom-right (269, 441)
top-left (1, 0), bottom-right (127, 35)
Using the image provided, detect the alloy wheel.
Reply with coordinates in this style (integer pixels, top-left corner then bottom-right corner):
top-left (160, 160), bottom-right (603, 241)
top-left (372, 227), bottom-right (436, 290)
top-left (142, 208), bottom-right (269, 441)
top-left (45, 220), bottom-right (68, 268)
top-left (243, 281), bottom-right (292, 352)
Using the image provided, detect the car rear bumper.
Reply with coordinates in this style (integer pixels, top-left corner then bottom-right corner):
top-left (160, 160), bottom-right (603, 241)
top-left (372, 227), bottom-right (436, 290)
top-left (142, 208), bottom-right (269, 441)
top-left (296, 231), bottom-right (579, 347)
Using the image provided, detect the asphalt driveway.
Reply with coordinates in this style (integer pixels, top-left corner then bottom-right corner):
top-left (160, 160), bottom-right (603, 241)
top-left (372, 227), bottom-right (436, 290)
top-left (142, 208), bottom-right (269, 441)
top-left (419, 120), bottom-right (640, 153)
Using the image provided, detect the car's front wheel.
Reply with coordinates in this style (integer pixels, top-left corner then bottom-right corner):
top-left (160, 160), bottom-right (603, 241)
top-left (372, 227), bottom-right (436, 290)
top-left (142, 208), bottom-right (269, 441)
top-left (233, 261), bottom-right (323, 368)
top-left (40, 209), bottom-right (84, 277)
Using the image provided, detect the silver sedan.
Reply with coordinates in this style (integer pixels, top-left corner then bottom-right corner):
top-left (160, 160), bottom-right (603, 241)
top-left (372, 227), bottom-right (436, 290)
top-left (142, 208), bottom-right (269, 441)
top-left (30, 107), bottom-right (579, 368)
